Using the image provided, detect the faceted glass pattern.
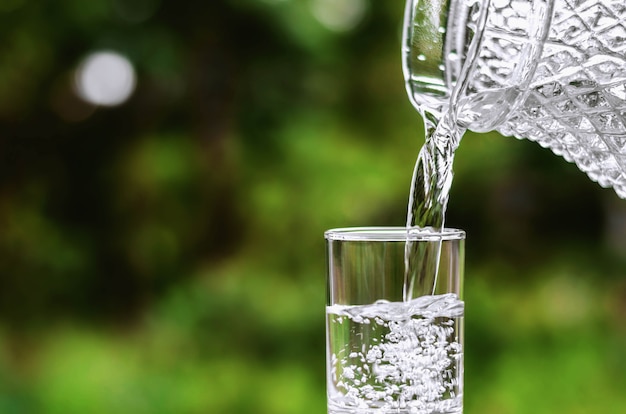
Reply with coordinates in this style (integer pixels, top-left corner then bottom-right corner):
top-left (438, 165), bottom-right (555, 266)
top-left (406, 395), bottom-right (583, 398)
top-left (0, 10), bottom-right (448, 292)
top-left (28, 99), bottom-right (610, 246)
top-left (497, 0), bottom-right (626, 197)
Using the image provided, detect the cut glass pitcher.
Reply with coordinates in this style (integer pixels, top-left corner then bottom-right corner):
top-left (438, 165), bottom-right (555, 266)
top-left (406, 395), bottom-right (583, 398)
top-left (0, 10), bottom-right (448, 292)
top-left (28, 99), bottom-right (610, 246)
top-left (404, 0), bottom-right (626, 197)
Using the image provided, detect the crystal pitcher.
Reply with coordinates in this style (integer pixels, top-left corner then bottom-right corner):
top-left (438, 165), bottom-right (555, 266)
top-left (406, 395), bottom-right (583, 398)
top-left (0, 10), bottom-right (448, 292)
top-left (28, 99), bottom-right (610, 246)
top-left (404, 0), bottom-right (626, 197)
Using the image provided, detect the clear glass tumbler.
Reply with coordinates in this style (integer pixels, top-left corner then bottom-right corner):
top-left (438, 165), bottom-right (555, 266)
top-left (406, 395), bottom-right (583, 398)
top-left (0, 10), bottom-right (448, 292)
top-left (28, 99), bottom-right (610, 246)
top-left (325, 227), bottom-right (465, 414)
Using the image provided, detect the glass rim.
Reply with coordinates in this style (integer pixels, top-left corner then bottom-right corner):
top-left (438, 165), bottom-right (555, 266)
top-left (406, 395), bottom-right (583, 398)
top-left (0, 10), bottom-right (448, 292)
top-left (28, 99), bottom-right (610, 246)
top-left (324, 226), bottom-right (466, 242)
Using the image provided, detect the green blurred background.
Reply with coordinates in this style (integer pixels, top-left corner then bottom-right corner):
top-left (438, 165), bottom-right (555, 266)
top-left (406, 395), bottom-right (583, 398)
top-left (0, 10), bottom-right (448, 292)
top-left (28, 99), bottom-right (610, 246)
top-left (1, 0), bottom-right (626, 412)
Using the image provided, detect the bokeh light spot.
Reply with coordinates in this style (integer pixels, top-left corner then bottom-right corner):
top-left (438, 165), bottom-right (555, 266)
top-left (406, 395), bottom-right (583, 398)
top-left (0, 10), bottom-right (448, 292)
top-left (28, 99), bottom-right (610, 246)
top-left (74, 51), bottom-right (136, 107)
top-left (311, 0), bottom-right (367, 32)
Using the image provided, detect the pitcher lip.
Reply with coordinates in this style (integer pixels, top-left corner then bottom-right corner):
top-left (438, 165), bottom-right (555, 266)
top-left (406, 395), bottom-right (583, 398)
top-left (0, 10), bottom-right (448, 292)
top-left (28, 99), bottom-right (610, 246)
top-left (324, 226), bottom-right (466, 241)
top-left (403, 0), bottom-right (555, 130)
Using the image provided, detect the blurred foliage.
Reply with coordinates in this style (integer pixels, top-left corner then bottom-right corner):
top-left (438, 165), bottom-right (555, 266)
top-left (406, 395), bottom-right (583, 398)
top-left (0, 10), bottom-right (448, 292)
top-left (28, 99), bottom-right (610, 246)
top-left (0, 0), bottom-right (625, 412)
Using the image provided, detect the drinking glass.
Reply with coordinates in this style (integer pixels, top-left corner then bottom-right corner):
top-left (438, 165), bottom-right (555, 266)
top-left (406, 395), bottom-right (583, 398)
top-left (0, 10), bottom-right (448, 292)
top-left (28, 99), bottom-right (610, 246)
top-left (325, 227), bottom-right (465, 414)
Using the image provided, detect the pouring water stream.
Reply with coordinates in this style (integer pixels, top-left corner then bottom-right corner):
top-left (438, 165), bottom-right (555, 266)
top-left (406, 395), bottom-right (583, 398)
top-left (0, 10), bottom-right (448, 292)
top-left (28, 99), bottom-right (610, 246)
top-left (402, 0), bottom-right (491, 301)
